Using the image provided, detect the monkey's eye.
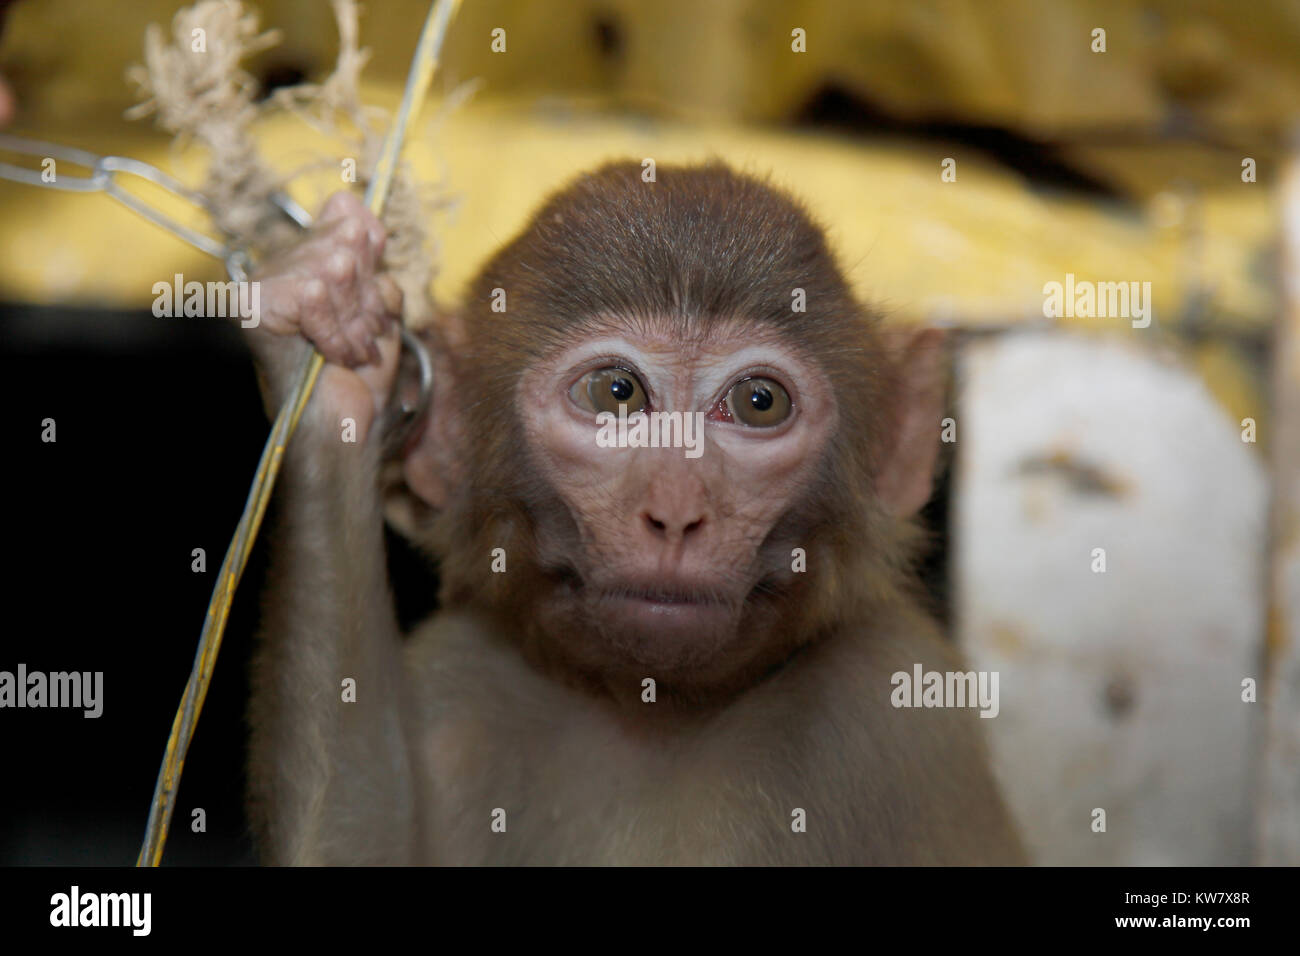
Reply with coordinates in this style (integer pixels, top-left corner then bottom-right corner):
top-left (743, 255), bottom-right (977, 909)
top-left (725, 377), bottom-right (792, 427)
top-left (569, 367), bottom-right (650, 416)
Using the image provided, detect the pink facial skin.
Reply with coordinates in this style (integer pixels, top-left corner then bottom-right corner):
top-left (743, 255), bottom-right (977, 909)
top-left (517, 317), bottom-right (838, 670)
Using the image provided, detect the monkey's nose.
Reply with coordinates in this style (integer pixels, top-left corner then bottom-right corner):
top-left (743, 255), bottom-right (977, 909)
top-left (642, 510), bottom-right (705, 541)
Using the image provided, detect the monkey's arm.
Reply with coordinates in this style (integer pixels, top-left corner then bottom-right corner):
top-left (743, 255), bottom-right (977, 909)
top-left (244, 192), bottom-right (420, 864)
top-left (246, 422), bottom-right (422, 865)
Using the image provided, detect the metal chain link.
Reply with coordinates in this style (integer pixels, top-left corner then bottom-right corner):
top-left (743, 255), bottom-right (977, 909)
top-left (0, 132), bottom-right (309, 280)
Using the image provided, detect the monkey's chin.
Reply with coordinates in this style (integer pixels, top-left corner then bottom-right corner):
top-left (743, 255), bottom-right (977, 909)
top-left (532, 575), bottom-right (756, 680)
top-left (588, 593), bottom-right (743, 670)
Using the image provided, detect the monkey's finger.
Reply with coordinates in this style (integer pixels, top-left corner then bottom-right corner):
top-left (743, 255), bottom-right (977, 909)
top-left (365, 216), bottom-right (387, 258)
top-left (342, 312), bottom-right (382, 366)
top-left (317, 191), bottom-right (387, 269)
top-left (354, 322), bottom-right (404, 416)
top-left (375, 273), bottom-right (404, 319)
top-left (324, 247), bottom-right (361, 297)
top-left (341, 280), bottom-right (387, 357)
top-left (358, 279), bottom-right (398, 336)
top-left (316, 189), bottom-right (369, 228)
top-left (336, 214), bottom-right (381, 272)
top-left (247, 270), bottom-right (309, 336)
top-left (298, 282), bottom-right (362, 366)
top-left (319, 253), bottom-right (370, 366)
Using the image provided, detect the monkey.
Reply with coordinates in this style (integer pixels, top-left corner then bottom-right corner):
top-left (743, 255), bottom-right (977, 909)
top-left (243, 161), bottom-right (1026, 865)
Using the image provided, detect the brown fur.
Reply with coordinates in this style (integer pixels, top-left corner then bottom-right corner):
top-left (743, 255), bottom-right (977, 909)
top-left (246, 160), bottom-right (1025, 865)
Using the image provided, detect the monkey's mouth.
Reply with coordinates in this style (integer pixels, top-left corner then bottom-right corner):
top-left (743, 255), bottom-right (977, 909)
top-left (538, 567), bottom-right (759, 668)
top-left (590, 582), bottom-right (741, 638)
top-left (547, 565), bottom-right (744, 633)
top-left (602, 585), bottom-right (729, 607)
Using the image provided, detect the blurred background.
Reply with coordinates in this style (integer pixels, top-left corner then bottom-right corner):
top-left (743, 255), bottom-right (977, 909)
top-left (0, 0), bottom-right (1297, 865)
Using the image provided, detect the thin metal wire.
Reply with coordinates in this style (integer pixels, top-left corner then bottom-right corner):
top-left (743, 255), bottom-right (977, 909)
top-left (135, 0), bottom-right (462, 867)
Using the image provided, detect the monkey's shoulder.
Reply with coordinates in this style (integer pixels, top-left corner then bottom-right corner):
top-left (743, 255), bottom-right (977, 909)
top-left (744, 614), bottom-right (1024, 864)
top-left (773, 607), bottom-right (966, 713)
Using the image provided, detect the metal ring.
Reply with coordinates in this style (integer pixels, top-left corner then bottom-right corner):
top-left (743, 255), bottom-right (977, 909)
top-left (381, 327), bottom-right (435, 457)
top-left (400, 326), bottom-right (434, 418)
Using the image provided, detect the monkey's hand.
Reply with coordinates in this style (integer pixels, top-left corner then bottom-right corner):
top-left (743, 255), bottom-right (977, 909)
top-left (246, 191), bottom-right (404, 445)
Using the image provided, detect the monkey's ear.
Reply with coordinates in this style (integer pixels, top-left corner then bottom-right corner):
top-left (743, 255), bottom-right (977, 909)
top-left (874, 327), bottom-right (948, 518)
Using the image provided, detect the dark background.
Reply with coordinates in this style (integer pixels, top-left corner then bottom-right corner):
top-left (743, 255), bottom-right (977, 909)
top-left (1, 307), bottom-right (273, 865)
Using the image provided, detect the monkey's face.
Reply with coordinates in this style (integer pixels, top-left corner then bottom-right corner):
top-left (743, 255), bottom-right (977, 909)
top-left (412, 162), bottom-right (922, 695)
top-left (514, 317), bottom-right (838, 685)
